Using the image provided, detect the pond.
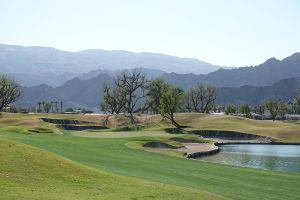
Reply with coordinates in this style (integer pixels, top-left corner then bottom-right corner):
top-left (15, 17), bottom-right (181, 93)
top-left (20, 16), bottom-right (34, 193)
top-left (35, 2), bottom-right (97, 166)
top-left (199, 144), bottom-right (300, 172)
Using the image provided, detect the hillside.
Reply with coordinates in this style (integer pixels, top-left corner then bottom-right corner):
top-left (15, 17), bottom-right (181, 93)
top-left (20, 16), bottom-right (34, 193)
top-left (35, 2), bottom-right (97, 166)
top-left (217, 76), bottom-right (300, 105)
top-left (17, 73), bottom-right (114, 109)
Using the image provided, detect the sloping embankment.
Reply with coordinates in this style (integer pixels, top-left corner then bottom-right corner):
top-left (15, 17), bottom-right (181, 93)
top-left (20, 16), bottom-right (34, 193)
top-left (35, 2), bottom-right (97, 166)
top-left (190, 130), bottom-right (270, 140)
top-left (40, 118), bottom-right (95, 125)
top-left (40, 118), bottom-right (108, 131)
top-left (143, 141), bottom-right (180, 149)
top-left (56, 124), bottom-right (108, 131)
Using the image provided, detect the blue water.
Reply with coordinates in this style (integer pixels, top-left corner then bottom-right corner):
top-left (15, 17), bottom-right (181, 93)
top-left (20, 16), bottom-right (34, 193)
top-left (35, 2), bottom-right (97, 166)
top-left (200, 144), bottom-right (300, 172)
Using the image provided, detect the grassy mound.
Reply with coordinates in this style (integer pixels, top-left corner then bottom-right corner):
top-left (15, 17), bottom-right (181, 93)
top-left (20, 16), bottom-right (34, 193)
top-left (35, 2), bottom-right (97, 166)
top-left (143, 141), bottom-right (182, 149)
top-left (0, 139), bottom-right (226, 200)
top-left (170, 134), bottom-right (207, 143)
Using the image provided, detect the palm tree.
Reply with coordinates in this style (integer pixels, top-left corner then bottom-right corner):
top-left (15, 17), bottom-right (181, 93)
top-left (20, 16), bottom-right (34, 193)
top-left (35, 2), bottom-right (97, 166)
top-left (37, 102), bottom-right (42, 113)
top-left (60, 101), bottom-right (63, 113)
top-left (54, 101), bottom-right (58, 112)
top-left (50, 101), bottom-right (54, 113)
top-left (41, 101), bottom-right (45, 113)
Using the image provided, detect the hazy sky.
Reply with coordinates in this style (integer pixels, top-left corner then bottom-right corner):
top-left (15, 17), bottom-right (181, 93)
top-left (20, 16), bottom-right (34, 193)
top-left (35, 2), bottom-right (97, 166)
top-left (1, 0), bottom-right (300, 66)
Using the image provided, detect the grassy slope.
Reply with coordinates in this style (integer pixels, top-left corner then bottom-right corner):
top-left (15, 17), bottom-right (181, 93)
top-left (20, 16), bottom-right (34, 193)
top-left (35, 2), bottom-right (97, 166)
top-left (0, 139), bottom-right (226, 200)
top-left (1, 131), bottom-right (299, 200)
top-left (174, 113), bottom-right (300, 142)
top-left (1, 113), bottom-right (300, 200)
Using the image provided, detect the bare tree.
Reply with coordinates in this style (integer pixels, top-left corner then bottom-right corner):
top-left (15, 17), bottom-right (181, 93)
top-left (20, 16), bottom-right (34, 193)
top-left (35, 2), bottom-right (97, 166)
top-left (184, 82), bottom-right (216, 113)
top-left (116, 69), bottom-right (148, 123)
top-left (100, 83), bottom-right (126, 114)
top-left (0, 75), bottom-right (21, 112)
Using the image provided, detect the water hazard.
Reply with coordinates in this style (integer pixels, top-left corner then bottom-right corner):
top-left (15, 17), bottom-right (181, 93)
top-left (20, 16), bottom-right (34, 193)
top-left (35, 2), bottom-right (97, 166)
top-left (200, 144), bottom-right (300, 172)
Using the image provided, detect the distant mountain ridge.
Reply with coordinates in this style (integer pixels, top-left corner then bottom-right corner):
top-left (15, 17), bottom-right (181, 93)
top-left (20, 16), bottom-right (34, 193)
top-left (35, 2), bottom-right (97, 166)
top-left (217, 77), bottom-right (300, 105)
top-left (162, 53), bottom-right (300, 88)
top-left (0, 43), bottom-right (221, 86)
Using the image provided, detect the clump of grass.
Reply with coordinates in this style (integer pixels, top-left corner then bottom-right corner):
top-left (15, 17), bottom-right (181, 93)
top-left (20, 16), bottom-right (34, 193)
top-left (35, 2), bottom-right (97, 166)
top-left (28, 127), bottom-right (54, 133)
top-left (112, 124), bottom-right (147, 131)
top-left (164, 127), bottom-right (188, 134)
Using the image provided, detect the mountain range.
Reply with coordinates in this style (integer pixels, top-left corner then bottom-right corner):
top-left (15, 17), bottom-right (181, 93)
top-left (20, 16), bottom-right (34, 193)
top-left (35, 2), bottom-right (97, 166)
top-left (1, 43), bottom-right (300, 110)
top-left (162, 53), bottom-right (300, 88)
top-left (0, 43), bottom-right (221, 86)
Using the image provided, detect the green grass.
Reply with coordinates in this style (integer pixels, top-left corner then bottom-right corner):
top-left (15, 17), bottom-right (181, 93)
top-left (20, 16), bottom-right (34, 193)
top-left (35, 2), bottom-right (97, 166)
top-left (1, 113), bottom-right (300, 200)
top-left (1, 129), bottom-right (299, 200)
top-left (0, 139), bottom-right (225, 200)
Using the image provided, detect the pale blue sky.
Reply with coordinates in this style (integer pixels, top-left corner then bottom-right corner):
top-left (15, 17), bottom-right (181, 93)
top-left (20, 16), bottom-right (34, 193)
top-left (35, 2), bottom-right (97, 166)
top-left (1, 0), bottom-right (300, 66)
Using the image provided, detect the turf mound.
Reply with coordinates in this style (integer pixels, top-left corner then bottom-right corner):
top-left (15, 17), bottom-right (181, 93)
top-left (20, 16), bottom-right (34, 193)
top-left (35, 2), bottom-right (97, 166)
top-left (56, 124), bottom-right (108, 131)
top-left (170, 137), bottom-right (203, 143)
top-left (28, 127), bottom-right (54, 133)
top-left (40, 118), bottom-right (95, 125)
top-left (143, 141), bottom-right (180, 149)
top-left (191, 130), bottom-right (269, 140)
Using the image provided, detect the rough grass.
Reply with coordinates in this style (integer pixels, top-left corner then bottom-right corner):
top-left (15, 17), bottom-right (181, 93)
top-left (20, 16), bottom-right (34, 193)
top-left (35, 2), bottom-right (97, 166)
top-left (0, 139), bottom-right (227, 200)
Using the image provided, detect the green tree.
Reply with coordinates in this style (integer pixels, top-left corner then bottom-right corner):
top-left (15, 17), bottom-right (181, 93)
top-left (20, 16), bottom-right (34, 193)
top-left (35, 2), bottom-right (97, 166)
top-left (146, 78), bottom-right (170, 114)
top-left (292, 94), bottom-right (300, 114)
top-left (159, 87), bottom-right (184, 128)
top-left (0, 75), bottom-right (21, 112)
top-left (278, 101), bottom-right (288, 119)
top-left (184, 82), bottom-right (216, 113)
top-left (238, 103), bottom-right (252, 118)
top-left (224, 104), bottom-right (236, 115)
top-left (264, 100), bottom-right (287, 121)
top-left (43, 101), bottom-right (52, 113)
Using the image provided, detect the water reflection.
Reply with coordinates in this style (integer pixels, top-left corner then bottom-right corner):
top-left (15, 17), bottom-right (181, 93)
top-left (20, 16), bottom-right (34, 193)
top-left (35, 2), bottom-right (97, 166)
top-left (200, 145), bottom-right (300, 172)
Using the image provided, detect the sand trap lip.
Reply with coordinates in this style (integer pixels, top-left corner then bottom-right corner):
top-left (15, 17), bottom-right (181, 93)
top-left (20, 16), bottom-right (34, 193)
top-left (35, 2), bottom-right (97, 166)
top-left (177, 143), bottom-right (218, 154)
top-left (142, 141), bottom-right (219, 158)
